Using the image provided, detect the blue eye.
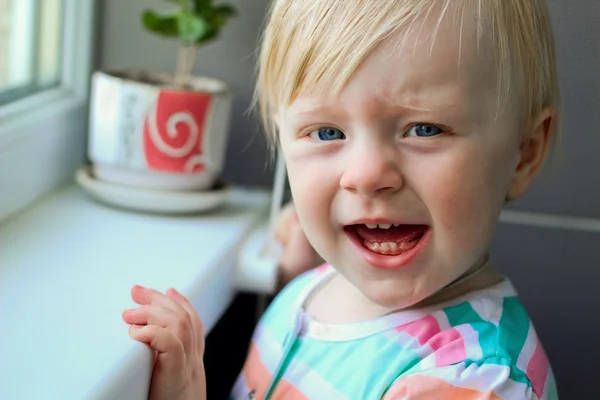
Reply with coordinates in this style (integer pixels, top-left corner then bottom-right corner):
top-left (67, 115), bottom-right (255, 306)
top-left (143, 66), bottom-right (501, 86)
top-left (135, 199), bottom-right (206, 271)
top-left (406, 124), bottom-right (443, 137)
top-left (309, 127), bottom-right (346, 141)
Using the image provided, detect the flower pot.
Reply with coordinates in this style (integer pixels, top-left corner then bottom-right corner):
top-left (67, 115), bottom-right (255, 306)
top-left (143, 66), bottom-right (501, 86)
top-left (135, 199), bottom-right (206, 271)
top-left (88, 70), bottom-right (232, 191)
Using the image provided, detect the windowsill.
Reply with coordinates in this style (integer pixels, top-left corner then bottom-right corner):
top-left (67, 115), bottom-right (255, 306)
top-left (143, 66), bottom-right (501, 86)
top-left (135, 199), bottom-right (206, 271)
top-left (0, 183), bottom-right (273, 399)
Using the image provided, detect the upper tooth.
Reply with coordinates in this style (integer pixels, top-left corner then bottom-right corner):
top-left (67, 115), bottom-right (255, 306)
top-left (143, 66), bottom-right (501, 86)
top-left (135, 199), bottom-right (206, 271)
top-left (393, 223), bottom-right (400, 227)
top-left (377, 223), bottom-right (392, 229)
top-left (365, 224), bottom-right (378, 229)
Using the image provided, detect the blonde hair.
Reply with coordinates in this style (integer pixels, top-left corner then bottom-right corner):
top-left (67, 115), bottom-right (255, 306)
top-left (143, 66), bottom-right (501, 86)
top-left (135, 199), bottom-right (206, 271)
top-left (253, 0), bottom-right (561, 152)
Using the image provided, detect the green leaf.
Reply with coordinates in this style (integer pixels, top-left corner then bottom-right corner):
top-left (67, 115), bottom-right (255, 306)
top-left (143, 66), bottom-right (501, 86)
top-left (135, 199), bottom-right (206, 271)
top-left (202, 3), bottom-right (237, 30)
top-left (141, 10), bottom-right (179, 37)
top-left (197, 27), bottom-right (219, 44)
top-left (213, 4), bottom-right (236, 17)
top-left (193, 0), bottom-right (212, 13)
top-left (177, 11), bottom-right (210, 44)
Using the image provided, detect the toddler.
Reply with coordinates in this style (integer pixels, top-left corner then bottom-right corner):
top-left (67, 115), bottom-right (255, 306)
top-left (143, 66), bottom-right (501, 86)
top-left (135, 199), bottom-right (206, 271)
top-left (123, 0), bottom-right (561, 398)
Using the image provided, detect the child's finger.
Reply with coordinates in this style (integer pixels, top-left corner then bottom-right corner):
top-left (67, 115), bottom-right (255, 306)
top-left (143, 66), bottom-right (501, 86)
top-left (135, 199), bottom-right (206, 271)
top-left (130, 285), bottom-right (182, 313)
top-left (129, 324), bottom-right (187, 390)
top-left (165, 290), bottom-right (204, 335)
top-left (129, 325), bottom-right (185, 366)
top-left (122, 305), bottom-right (178, 328)
top-left (166, 289), bottom-right (194, 315)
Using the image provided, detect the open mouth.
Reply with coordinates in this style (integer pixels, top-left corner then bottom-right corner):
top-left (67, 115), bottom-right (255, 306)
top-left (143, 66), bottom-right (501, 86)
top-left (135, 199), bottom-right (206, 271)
top-left (344, 223), bottom-right (429, 269)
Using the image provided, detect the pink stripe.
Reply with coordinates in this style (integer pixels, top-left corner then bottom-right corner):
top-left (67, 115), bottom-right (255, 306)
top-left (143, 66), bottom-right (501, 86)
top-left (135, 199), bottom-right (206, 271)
top-left (396, 315), bottom-right (441, 345)
top-left (527, 341), bottom-right (549, 398)
top-left (430, 328), bottom-right (467, 367)
top-left (395, 315), bottom-right (467, 366)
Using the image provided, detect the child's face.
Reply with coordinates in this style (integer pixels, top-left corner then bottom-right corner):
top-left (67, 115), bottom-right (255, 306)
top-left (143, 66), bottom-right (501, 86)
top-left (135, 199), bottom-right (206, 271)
top-left (278, 19), bottom-right (532, 308)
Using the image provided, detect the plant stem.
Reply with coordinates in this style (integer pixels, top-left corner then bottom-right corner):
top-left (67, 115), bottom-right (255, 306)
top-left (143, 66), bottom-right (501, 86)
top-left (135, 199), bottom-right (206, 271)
top-left (186, 45), bottom-right (199, 79)
top-left (175, 44), bottom-right (186, 87)
top-left (175, 44), bottom-right (199, 88)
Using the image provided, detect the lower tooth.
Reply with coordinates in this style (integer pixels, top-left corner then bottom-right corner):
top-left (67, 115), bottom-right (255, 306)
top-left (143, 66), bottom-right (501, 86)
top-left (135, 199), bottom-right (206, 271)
top-left (364, 241), bottom-right (400, 254)
top-left (364, 239), bottom-right (418, 254)
top-left (368, 242), bottom-right (381, 251)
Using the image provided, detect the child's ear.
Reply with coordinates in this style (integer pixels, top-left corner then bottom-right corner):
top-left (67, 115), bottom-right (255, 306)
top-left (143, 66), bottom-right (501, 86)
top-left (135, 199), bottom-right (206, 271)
top-left (507, 107), bottom-right (555, 201)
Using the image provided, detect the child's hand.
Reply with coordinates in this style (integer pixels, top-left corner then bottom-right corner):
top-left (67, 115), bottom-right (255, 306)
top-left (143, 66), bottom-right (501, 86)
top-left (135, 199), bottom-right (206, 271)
top-left (122, 286), bottom-right (206, 400)
top-left (275, 202), bottom-right (324, 288)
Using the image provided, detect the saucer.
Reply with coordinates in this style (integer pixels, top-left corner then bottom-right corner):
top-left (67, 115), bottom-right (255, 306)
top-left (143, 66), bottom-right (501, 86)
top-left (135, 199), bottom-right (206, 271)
top-left (75, 166), bottom-right (232, 215)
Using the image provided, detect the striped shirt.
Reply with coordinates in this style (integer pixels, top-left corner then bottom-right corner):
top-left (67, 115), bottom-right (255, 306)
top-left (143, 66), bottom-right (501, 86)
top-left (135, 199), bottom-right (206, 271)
top-left (230, 265), bottom-right (558, 399)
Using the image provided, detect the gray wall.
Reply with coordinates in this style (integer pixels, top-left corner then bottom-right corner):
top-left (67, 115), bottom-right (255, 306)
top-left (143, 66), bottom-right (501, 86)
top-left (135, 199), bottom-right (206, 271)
top-left (99, 1), bottom-right (599, 398)
top-left (99, 0), bottom-right (273, 187)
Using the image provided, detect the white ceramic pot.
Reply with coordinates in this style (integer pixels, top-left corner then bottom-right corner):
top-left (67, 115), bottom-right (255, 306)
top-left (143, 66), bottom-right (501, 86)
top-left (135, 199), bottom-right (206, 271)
top-left (88, 70), bottom-right (232, 191)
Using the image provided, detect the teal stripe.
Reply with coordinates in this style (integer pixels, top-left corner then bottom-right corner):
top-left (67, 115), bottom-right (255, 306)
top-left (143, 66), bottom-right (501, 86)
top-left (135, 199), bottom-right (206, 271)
top-left (259, 271), bottom-right (319, 341)
top-left (497, 297), bottom-right (530, 360)
top-left (445, 300), bottom-right (533, 388)
top-left (496, 296), bottom-right (533, 386)
top-left (265, 337), bottom-right (302, 400)
top-left (444, 302), bottom-right (498, 357)
top-left (292, 332), bottom-right (423, 398)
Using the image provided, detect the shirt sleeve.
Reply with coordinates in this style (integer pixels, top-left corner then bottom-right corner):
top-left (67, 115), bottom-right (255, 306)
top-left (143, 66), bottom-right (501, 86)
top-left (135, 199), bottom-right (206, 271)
top-left (381, 358), bottom-right (540, 400)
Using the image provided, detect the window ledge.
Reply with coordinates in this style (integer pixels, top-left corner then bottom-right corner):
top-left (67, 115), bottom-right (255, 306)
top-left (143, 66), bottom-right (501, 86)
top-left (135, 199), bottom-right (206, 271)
top-left (0, 87), bottom-right (85, 148)
top-left (0, 184), bottom-right (273, 399)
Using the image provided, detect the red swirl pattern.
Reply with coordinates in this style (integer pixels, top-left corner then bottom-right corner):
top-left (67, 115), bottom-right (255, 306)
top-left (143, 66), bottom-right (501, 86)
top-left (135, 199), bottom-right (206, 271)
top-left (143, 90), bottom-right (213, 173)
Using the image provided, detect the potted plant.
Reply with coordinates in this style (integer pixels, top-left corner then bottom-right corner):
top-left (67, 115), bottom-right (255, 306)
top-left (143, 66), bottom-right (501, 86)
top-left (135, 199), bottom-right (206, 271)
top-left (87, 0), bottom-right (237, 192)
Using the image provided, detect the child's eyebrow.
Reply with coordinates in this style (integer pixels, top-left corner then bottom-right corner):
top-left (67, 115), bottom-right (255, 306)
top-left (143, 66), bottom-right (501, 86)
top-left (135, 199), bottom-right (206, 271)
top-left (287, 85), bottom-right (466, 118)
top-left (289, 103), bottom-right (332, 115)
top-left (289, 99), bottom-right (461, 118)
top-left (288, 98), bottom-right (432, 116)
top-left (381, 86), bottom-right (465, 114)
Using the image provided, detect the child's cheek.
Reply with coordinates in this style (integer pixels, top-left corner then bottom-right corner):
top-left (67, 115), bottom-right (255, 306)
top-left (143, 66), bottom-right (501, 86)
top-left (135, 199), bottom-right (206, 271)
top-left (425, 150), bottom-right (502, 250)
top-left (285, 163), bottom-right (333, 247)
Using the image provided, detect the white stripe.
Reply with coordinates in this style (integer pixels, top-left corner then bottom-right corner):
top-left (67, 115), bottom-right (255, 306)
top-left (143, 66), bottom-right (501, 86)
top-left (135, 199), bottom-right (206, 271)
top-left (541, 369), bottom-right (557, 400)
top-left (500, 209), bottom-right (600, 233)
top-left (516, 322), bottom-right (538, 373)
top-left (256, 325), bottom-right (349, 399)
top-left (454, 324), bottom-right (483, 361)
top-left (252, 324), bottom-right (283, 372)
top-left (431, 309), bottom-right (452, 330)
top-left (469, 298), bottom-right (501, 326)
top-left (381, 329), bottom-right (437, 366)
top-left (416, 362), bottom-right (534, 397)
top-left (283, 355), bottom-right (350, 400)
top-left (493, 376), bottom-right (538, 400)
top-left (417, 352), bottom-right (438, 371)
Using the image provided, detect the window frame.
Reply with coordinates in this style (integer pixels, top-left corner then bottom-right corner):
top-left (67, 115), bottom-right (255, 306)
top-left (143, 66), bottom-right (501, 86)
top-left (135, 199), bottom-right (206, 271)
top-left (0, 0), bottom-right (97, 222)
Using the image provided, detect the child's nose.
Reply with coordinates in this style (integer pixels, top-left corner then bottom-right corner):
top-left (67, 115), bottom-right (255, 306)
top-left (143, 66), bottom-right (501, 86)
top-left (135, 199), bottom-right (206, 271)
top-left (339, 143), bottom-right (403, 197)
